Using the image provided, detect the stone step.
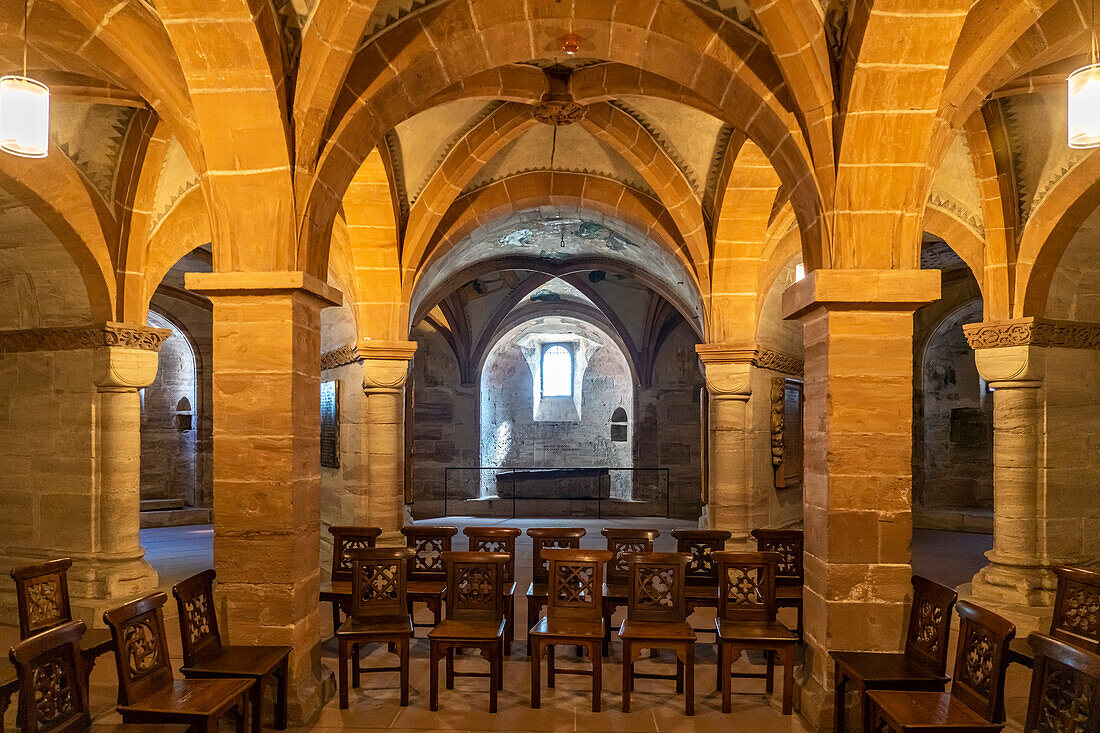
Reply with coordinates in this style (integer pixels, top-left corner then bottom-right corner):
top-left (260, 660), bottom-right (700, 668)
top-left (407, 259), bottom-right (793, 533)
top-left (140, 498), bottom-right (186, 512)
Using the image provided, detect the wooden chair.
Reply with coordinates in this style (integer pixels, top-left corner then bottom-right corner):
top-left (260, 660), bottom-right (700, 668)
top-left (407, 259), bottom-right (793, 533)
top-left (525, 527), bottom-right (586, 655)
top-left (102, 592), bottom-right (253, 732)
top-left (672, 529), bottom-right (731, 635)
top-left (10, 559), bottom-right (115, 685)
top-left (1008, 563), bottom-right (1100, 669)
top-left (8, 620), bottom-right (188, 733)
top-left (751, 528), bottom-right (805, 639)
top-left (171, 569), bottom-right (291, 732)
top-left (319, 526), bottom-right (382, 635)
top-left (0, 661), bottom-right (17, 730)
top-left (600, 529), bottom-right (660, 656)
top-left (714, 551), bottom-right (798, 715)
top-left (464, 527), bottom-right (522, 655)
top-left (831, 575), bottom-right (958, 733)
top-left (401, 526), bottom-right (457, 633)
top-left (529, 548), bottom-right (613, 712)
top-left (334, 548), bottom-right (415, 709)
top-left (1023, 632), bottom-right (1100, 732)
top-left (867, 600), bottom-right (1016, 732)
top-left (428, 551), bottom-right (509, 713)
top-left (618, 552), bottom-right (696, 715)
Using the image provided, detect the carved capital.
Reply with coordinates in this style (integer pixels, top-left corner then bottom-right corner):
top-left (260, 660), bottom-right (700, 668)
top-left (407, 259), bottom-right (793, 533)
top-left (0, 322), bottom-right (170, 354)
top-left (695, 343), bottom-right (803, 396)
top-left (753, 348), bottom-right (804, 376)
top-left (964, 317), bottom-right (1100, 350)
top-left (361, 340), bottom-right (417, 394)
top-left (321, 344), bottom-right (359, 371)
top-left (972, 345), bottom-right (1045, 387)
top-left (95, 346), bottom-right (161, 390)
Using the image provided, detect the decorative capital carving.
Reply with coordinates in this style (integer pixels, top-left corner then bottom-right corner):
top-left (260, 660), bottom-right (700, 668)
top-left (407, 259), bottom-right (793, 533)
top-left (322, 340), bottom-right (418, 373)
top-left (0, 322), bottom-right (171, 354)
top-left (321, 344), bottom-right (359, 371)
top-left (695, 344), bottom-right (804, 394)
top-left (753, 348), bottom-right (804, 376)
top-left (360, 340), bottom-right (417, 394)
top-left (963, 317), bottom-right (1100, 350)
top-left (94, 346), bottom-right (161, 390)
top-left (972, 345), bottom-right (1045, 387)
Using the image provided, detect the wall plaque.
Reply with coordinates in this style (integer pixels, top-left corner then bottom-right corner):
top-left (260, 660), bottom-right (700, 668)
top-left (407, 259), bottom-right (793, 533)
top-left (320, 380), bottom-right (340, 468)
top-left (771, 377), bottom-right (803, 488)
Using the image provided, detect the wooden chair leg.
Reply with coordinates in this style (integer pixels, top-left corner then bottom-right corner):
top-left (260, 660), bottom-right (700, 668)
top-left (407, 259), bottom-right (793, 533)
top-left (527, 601), bottom-right (538, 656)
top-left (766, 649), bottom-right (775, 693)
top-left (603, 609), bottom-right (612, 656)
top-left (236, 694), bottom-right (247, 733)
top-left (399, 636), bottom-right (410, 707)
top-left (530, 640), bottom-right (542, 709)
top-left (621, 640), bottom-right (631, 713)
top-left (858, 681), bottom-right (872, 733)
top-left (352, 643), bottom-right (361, 689)
top-left (834, 663), bottom-right (847, 733)
top-left (676, 656), bottom-right (684, 693)
top-left (331, 602), bottom-right (341, 636)
top-left (429, 641), bottom-right (441, 712)
top-left (489, 643), bottom-right (499, 714)
top-left (275, 655), bottom-right (289, 729)
top-left (338, 639), bottom-right (350, 709)
top-left (547, 644), bottom-right (556, 688)
top-left (716, 642), bottom-right (723, 692)
top-left (685, 643), bottom-right (695, 717)
top-left (721, 643), bottom-right (733, 715)
top-left (497, 642), bottom-right (504, 690)
top-left (781, 645), bottom-right (794, 715)
top-left (590, 640), bottom-right (602, 713)
top-left (505, 595), bottom-right (514, 656)
top-left (249, 677), bottom-right (262, 733)
top-left (446, 647), bottom-right (455, 690)
top-left (432, 598), bottom-right (443, 625)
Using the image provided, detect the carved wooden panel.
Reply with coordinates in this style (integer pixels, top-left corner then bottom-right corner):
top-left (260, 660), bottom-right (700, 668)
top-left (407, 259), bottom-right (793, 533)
top-left (957, 623), bottom-right (997, 699)
top-left (1034, 658), bottom-right (1096, 732)
top-left (556, 564), bottom-right (596, 606)
top-left (724, 567), bottom-right (764, 607)
top-left (455, 566), bottom-right (496, 610)
top-left (684, 542), bottom-right (718, 580)
top-left (1062, 581), bottom-right (1100, 640)
top-left (473, 539), bottom-right (508, 554)
top-left (537, 539), bottom-right (577, 576)
top-left (336, 538), bottom-right (377, 575)
top-left (120, 618), bottom-right (163, 682)
top-left (359, 562), bottom-right (400, 604)
top-left (610, 541), bottom-right (649, 574)
top-left (637, 567), bottom-right (675, 609)
top-left (913, 599), bottom-right (948, 659)
top-left (26, 575), bottom-right (64, 632)
top-left (412, 538), bottom-right (445, 573)
top-left (183, 593), bottom-right (214, 648)
top-left (30, 649), bottom-right (80, 727)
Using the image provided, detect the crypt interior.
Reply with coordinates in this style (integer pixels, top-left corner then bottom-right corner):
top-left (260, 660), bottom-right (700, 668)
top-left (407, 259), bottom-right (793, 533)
top-left (0, 0), bottom-right (1099, 731)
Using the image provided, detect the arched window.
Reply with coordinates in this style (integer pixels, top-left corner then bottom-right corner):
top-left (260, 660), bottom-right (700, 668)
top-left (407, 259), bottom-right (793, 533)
top-left (541, 344), bottom-right (573, 397)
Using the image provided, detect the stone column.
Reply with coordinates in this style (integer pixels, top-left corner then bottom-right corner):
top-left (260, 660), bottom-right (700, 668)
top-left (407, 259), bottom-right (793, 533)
top-left (782, 269), bottom-right (940, 728)
top-left (361, 341), bottom-right (416, 544)
top-left (695, 346), bottom-right (755, 542)
top-left (88, 344), bottom-right (165, 601)
top-left (187, 271), bottom-right (340, 723)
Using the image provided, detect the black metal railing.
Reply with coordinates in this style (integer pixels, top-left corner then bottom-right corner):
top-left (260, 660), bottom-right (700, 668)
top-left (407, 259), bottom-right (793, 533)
top-left (439, 466), bottom-right (671, 519)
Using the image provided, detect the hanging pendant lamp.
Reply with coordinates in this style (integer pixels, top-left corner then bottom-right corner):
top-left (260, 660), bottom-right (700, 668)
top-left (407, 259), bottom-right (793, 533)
top-left (1069, 0), bottom-right (1100, 148)
top-left (0, 0), bottom-right (50, 158)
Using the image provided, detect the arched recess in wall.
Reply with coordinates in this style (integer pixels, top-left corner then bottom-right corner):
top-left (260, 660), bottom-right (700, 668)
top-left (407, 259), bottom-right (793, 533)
top-left (142, 310), bottom-right (204, 517)
top-left (478, 314), bottom-right (637, 508)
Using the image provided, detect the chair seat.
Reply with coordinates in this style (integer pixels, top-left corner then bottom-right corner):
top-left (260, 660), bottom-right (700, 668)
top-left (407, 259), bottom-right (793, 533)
top-left (684, 585), bottom-right (718, 601)
top-left (81, 628), bottom-right (115, 657)
top-left (529, 616), bottom-right (604, 640)
top-left (526, 582), bottom-right (547, 599)
top-left (320, 580), bottom-right (351, 602)
top-left (428, 618), bottom-right (507, 642)
top-left (95, 725), bottom-right (191, 732)
top-left (716, 619), bottom-right (798, 644)
top-left (868, 690), bottom-right (1003, 730)
top-left (336, 614), bottom-right (414, 637)
top-left (408, 579), bottom-right (446, 597)
top-left (619, 619), bottom-right (696, 642)
top-left (775, 586), bottom-right (803, 602)
top-left (832, 650), bottom-right (949, 686)
top-left (119, 678), bottom-right (253, 718)
top-left (180, 644), bottom-right (291, 678)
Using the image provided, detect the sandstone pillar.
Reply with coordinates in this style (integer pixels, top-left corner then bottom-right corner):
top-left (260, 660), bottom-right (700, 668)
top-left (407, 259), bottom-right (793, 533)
top-left (187, 271), bottom-right (340, 722)
top-left (695, 346), bottom-right (755, 541)
top-left (782, 269), bottom-right (940, 729)
top-left (361, 341), bottom-right (416, 544)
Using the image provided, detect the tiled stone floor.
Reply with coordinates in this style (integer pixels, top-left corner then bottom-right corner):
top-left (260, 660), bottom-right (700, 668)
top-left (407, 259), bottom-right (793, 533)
top-left (2, 519), bottom-right (1015, 731)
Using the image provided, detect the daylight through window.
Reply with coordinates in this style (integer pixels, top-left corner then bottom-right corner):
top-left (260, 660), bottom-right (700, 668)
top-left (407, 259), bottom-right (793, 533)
top-left (541, 344), bottom-right (572, 397)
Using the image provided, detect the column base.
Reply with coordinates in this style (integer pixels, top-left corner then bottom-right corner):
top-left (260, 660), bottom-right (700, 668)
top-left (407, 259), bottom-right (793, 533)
top-left (795, 667), bottom-right (833, 731)
top-left (971, 560), bottom-right (1057, 607)
top-left (957, 581), bottom-right (1052, 641)
top-left (286, 656), bottom-right (336, 725)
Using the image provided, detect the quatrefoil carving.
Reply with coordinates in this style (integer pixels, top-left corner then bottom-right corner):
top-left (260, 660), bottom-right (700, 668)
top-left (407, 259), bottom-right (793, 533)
top-left (556, 564), bottom-right (595, 605)
top-left (726, 568), bottom-right (763, 606)
top-left (360, 563), bottom-right (399, 603)
top-left (32, 656), bottom-right (77, 724)
top-left (638, 567), bottom-right (675, 608)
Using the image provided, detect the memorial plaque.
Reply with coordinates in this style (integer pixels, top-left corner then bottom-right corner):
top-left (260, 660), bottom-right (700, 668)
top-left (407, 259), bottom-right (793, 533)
top-left (320, 379), bottom-right (340, 468)
top-left (778, 378), bottom-right (803, 486)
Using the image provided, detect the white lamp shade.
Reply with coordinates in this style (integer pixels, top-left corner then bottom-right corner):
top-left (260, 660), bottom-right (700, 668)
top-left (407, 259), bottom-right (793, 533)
top-left (0, 75), bottom-right (49, 158)
top-left (1069, 63), bottom-right (1100, 149)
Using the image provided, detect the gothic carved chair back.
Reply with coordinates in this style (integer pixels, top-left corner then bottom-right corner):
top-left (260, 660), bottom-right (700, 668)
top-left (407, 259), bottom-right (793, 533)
top-left (526, 528), bottom-right (586, 586)
top-left (170, 569), bottom-right (222, 668)
top-left (348, 548), bottom-right (414, 620)
top-left (947, 600), bottom-right (1016, 723)
top-left (601, 529), bottom-right (660, 588)
top-left (625, 552), bottom-right (690, 624)
top-left (904, 575), bottom-right (959, 676)
top-left (329, 526), bottom-right (383, 583)
top-left (715, 551), bottom-right (781, 625)
top-left (750, 529), bottom-right (804, 587)
top-left (671, 529), bottom-right (731, 586)
top-left (102, 592), bottom-right (175, 706)
top-left (1024, 632), bottom-right (1100, 733)
top-left (543, 549), bottom-right (612, 623)
top-left (401, 526), bottom-right (458, 582)
top-left (9, 619), bottom-right (91, 732)
top-left (441, 551), bottom-right (509, 625)
top-left (1049, 564), bottom-right (1100, 655)
top-left (10, 559), bottom-right (75, 639)
top-left (464, 528), bottom-right (521, 583)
